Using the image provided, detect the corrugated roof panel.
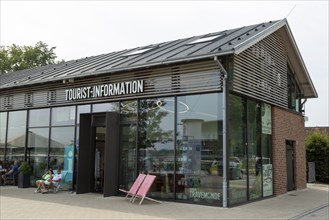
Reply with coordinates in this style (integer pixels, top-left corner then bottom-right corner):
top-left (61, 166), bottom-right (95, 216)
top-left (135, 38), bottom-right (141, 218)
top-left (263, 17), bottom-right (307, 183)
top-left (106, 41), bottom-right (180, 68)
top-left (1, 20), bottom-right (291, 90)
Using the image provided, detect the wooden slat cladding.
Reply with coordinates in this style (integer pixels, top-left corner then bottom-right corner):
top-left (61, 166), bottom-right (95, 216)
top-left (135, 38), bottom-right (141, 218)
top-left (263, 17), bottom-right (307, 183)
top-left (0, 60), bottom-right (223, 111)
top-left (233, 31), bottom-right (288, 108)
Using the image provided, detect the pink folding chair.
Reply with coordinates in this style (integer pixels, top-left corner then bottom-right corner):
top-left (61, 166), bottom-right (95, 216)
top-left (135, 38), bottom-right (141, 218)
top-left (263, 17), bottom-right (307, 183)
top-left (119, 173), bottom-right (146, 201)
top-left (132, 174), bottom-right (161, 205)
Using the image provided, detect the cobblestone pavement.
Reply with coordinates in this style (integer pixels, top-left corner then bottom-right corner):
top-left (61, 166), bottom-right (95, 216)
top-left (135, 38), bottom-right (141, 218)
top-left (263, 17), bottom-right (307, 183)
top-left (0, 183), bottom-right (328, 219)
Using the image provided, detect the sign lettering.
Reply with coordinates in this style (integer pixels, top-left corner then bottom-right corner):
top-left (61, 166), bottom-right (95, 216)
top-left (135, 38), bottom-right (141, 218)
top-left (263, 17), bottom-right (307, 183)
top-left (65, 80), bottom-right (144, 101)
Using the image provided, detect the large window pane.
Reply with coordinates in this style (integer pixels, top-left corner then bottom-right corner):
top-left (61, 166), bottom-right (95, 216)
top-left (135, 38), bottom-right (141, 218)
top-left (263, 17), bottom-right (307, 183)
top-left (27, 128), bottom-right (49, 185)
top-left (49, 127), bottom-right (75, 190)
top-left (261, 103), bottom-right (273, 197)
top-left (0, 112), bottom-right (7, 164)
top-left (51, 106), bottom-right (75, 126)
top-left (228, 95), bottom-right (247, 205)
top-left (176, 93), bottom-right (223, 206)
top-left (247, 100), bottom-right (262, 200)
top-left (119, 100), bottom-right (137, 191)
top-left (29, 108), bottom-right (50, 127)
top-left (77, 104), bottom-right (91, 124)
top-left (120, 100), bottom-right (137, 122)
top-left (138, 97), bottom-right (175, 199)
top-left (92, 102), bottom-right (119, 113)
top-left (6, 111), bottom-right (27, 166)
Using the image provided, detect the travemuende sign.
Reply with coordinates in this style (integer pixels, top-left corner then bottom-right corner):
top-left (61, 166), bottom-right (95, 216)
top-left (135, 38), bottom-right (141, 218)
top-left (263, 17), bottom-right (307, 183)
top-left (65, 80), bottom-right (144, 101)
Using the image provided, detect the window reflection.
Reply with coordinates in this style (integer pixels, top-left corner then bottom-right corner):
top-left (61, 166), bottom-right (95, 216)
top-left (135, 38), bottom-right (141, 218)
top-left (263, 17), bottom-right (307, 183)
top-left (0, 112), bottom-right (7, 163)
top-left (92, 102), bottom-right (119, 113)
top-left (77, 105), bottom-right (91, 124)
top-left (49, 127), bottom-right (75, 190)
top-left (6, 111), bottom-right (27, 166)
top-left (27, 128), bottom-right (49, 185)
top-left (119, 100), bottom-right (137, 190)
top-left (52, 106), bottom-right (75, 126)
top-left (247, 100), bottom-right (262, 200)
top-left (138, 97), bottom-right (175, 199)
top-left (176, 93), bottom-right (223, 205)
top-left (228, 95), bottom-right (247, 205)
top-left (29, 108), bottom-right (50, 127)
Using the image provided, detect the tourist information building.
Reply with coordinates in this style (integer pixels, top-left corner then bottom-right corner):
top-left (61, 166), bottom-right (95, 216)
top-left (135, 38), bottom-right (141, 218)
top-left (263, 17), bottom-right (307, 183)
top-left (0, 19), bottom-right (317, 207)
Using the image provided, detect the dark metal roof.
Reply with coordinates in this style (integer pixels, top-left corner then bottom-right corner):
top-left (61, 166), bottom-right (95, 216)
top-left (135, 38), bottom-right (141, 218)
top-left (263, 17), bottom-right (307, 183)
top-left (0, 19), bottom-right (317, 98)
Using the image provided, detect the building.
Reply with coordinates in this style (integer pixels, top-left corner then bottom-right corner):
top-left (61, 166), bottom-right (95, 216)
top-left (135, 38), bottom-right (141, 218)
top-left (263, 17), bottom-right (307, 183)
top-left (306, 127), bottom-right (329, 136)
top-left (0, 19), bottom-right (318, 207)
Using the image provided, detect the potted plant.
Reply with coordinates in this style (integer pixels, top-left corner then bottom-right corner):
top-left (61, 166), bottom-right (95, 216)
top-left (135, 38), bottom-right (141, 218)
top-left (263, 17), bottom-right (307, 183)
top-left (18, 161), bottom-right (31, 188)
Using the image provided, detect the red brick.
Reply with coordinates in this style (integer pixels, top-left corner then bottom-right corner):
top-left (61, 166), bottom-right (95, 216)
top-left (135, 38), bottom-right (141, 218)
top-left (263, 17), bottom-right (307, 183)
top-left (272, 107), bottom-right (306, 195)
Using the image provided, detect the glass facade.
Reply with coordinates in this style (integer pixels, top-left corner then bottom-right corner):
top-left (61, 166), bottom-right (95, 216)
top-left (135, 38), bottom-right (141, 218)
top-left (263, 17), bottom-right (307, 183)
top-left (28, 128), bottom-right (49, 184)
top-left (119, 100), bottom-right (137, 191)
top-left (0, 112), bottom-right (7, 165)
top-left (0, 92), bottom-right (272, 206)
top-left (52, 106), bottom-right (75, 126)
top-left (138, 97), bottom-right (175, 199)
top-left (176, 93), bottom-right (223, 205)
top-left (228, 94), bottom-right (273, 205)
top-left (6, 111), bottom-right (27, 166)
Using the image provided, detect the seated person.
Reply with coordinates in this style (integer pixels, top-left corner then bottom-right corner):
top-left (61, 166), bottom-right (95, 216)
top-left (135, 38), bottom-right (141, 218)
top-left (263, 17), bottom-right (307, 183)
top-left (35, 169), bottom-right (53, 193)
top-left (39, 168), bottom-right (62, 193)
top-left (1, 160), bottom-right (19, 184)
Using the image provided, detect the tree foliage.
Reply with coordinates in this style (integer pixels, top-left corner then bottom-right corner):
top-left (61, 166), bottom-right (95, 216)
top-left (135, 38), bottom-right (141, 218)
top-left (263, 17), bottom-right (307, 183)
top-left (0, 41), bottom-right (59, 73)
top-left (306, 130), bottom-right (329, 183)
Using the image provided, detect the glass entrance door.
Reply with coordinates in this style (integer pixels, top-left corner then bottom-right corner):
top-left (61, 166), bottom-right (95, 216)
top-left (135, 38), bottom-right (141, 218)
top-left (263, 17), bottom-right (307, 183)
top-left (94, 127), bottom-right (105, 193)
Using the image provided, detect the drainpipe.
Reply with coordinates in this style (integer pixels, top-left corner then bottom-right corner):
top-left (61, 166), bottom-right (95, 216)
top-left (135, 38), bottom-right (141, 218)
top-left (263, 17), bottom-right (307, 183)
top-left (214, 56), bottom-right (228, 208)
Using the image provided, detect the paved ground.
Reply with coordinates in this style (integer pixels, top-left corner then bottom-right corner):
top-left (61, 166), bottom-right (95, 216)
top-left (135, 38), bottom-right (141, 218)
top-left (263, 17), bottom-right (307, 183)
top-left (0, 183), bottom-right (328, 219)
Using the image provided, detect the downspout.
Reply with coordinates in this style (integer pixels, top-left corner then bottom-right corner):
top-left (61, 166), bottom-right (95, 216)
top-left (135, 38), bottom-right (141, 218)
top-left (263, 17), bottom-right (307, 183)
top-left (214, 56), bottom-right (228, 208)
top-left (301, 98), bottom-right (307, 113)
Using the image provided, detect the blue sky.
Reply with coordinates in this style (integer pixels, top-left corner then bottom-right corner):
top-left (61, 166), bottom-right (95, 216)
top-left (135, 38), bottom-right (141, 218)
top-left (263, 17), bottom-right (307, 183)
top-left (1, 1), bottom-right (328, 126)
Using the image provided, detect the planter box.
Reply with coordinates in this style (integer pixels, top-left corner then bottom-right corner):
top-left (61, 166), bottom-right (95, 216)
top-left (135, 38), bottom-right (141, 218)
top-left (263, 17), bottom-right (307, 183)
top-left (18, 173), bottom-right (30, 188)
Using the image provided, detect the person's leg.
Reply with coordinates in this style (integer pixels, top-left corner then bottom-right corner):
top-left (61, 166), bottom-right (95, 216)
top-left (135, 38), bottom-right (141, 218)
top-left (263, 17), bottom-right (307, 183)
top-left (0, 174), bottom-right (4, 184)
top-left (35, 180), bottom-right (42, 192)
top-left (41, 181), bottom-right (50, 193)
top-left (46, 182), bottom-right (53, 190)
top-left (2, 174), bottom-right (7, 184)
top-left (2, 174), bottom-right (6, 181)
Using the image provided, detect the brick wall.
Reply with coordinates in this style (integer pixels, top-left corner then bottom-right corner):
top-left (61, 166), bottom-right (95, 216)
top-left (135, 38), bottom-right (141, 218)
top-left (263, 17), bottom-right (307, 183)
top-left (272, 107), bottom-right (307, 195)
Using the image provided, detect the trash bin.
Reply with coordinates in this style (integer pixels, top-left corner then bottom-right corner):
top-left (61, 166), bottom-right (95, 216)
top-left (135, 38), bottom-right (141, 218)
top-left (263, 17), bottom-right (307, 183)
top-left (308, 162), bottom-right (316, 183)
top-left (229, 162), bottom-right (242, 180)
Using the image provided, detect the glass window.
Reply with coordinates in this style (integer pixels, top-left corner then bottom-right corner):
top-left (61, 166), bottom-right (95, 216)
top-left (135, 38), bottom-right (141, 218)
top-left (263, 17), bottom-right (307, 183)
top-left (261, 103), bottom-right (273, 197)
top-left (228, 95), bottom-right (247, 205)
top-left (29, 108), bottom-right (50, 127)
top-left (92, 102), bottom-right (119, 113)
top-left (6, 110), bottom-right (27, 166)
top-left (247, 100), bottom-right (262, 200)
top-left (138, 97), bottom-right (175, 199)
top-left (120, 100), bottom-right (137, 122)
top-left (27, 128), bottom-right (49, 185)
top-left (119, 100), bottom-right (137, 190)
top-left (0, 112), bottom-right (7, 164)
top-left (77, 104), bottom-right (91, 124)
top-left (287, 67), bottom-right (302, 112)
top-left (51, 106), bottom-right (75, 126)
top-left (176, 93), bottom-right (223, 206)
top-left (49, 126), bottom-right (75, 190)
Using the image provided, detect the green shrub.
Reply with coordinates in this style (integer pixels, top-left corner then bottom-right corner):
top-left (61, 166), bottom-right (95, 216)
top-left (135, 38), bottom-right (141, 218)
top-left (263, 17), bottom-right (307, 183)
top-left (18, 161), bottom-right (31, 174)
top-left (306, 130), bottom-right (329, 183)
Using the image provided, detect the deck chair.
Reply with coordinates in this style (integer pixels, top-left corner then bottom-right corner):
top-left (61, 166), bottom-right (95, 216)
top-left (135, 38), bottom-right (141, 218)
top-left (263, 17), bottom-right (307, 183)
top-left (132, 174), bottom-right (162, 205)
top-left (3, 171), bottom-right (18, 185)
top-left (119, 173), bottom-right (146, 201)
top-left (52, 171), bottom-right (67, 193)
